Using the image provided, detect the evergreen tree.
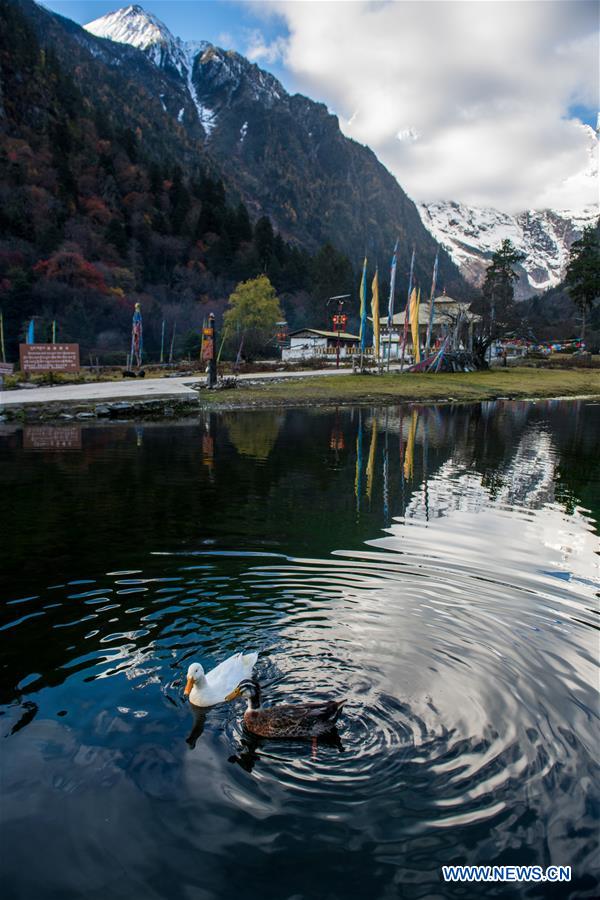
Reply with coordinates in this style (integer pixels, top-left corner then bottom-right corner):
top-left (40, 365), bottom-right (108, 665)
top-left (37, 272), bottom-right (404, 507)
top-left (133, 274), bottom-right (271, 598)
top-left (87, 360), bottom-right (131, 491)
top-left (149, 162), bottom-right (164, 196)
top-left (118, 127), bottom-right (138, 162)
top-left (565, 223), bottom-right (600, 339)
top-left (105, 219), bottom-right (129, 257)
top-left (234, 203), bottom-right (253, 243)
top-left (196, 176), bottom-right (226, 235)
top-left (169, 167), bottom-right (191, 234)
top-left (254, 216), bottom-right (275, 270)
top-left (482, 239), bottom-right (525, 336)
top-left (311, 242), bottom-right (355, 327)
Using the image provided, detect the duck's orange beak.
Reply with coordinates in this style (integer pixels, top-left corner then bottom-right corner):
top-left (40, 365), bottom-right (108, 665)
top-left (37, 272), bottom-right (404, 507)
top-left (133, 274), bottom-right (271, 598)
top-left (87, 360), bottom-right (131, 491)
top-left (184, 677), bottom-right (194, 697)
top-left (224, 687), bottom-right (242, 702)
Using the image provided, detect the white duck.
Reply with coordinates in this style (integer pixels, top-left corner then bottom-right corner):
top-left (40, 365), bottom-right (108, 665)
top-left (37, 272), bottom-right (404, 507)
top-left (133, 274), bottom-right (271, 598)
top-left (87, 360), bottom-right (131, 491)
top-left (183, 652), bottom-right (258, 707)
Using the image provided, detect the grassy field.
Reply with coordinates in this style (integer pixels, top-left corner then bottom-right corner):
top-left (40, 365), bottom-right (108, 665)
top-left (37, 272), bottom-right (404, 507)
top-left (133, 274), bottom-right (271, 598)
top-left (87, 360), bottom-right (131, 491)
top-left (200, 367), bottom-right (600, 409)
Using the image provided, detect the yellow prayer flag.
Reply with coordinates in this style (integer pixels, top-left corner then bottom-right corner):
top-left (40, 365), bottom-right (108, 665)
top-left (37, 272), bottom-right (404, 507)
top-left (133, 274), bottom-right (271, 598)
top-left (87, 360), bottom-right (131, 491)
top-left (366, 416), bottom-right (378, 501)
top-left (403, 409), bottom-right (418, 480)
top-left (371, 268), bottom-right (380, 360)
top-left (410, 287), bottom-right (421, 363)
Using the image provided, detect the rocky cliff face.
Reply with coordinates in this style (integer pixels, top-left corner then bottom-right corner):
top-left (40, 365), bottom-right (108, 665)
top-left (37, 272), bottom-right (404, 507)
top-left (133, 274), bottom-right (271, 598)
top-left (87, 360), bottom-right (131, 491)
top-left (80, 4), bottom-right (463, 292)
top-left (418, 126), bottom-right (598, 299)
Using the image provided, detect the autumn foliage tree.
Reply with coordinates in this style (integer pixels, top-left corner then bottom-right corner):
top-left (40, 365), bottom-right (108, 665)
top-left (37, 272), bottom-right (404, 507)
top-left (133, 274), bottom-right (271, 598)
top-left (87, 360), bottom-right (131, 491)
top-left (223, 275), bottom-right (283, 359)
top-left (0, 0), bottom-right (354, 361)
top-left (33, 252), bottom-right (109, 293)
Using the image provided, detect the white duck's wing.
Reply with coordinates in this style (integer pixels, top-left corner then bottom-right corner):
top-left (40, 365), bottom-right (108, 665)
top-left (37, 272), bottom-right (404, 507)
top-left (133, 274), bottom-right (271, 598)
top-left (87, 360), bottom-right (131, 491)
top-left (205, 651), bottom-right (258, 696)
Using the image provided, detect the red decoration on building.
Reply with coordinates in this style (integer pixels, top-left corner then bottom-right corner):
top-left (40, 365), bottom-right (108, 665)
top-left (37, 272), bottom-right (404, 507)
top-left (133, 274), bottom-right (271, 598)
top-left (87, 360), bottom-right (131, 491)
top-left (332, 314), bottom-right (348, 332)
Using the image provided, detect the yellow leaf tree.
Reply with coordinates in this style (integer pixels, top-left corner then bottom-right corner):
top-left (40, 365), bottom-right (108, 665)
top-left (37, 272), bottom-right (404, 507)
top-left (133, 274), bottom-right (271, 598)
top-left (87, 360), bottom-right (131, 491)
top-left (223, 275), bottom-right (283, 359)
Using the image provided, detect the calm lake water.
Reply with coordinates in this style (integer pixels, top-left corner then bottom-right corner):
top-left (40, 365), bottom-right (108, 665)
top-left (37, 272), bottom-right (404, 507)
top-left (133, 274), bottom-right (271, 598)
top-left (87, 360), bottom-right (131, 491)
top-left (0, 399), bottom-right (598, 899)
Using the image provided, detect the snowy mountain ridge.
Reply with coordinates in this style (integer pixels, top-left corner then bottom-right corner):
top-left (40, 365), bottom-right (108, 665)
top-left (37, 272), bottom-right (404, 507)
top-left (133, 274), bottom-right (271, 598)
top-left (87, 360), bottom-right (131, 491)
top-left (84, 4), bottom-right (285, 134)
top-left (418, 201), bottom-right (598, 299)
top-left (419, 124), bottom-right (599, 299)
top-left (85, 4), bottom-right (207, 78)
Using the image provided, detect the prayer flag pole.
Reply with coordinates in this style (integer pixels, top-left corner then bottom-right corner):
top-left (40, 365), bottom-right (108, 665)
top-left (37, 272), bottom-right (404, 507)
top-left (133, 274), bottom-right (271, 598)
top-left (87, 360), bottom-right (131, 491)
top-left (359, 255), bottom-right (368, 370)
top-left (0, 310), bottom-right (5, 363)
top-left (131, 303), bottom-right (143, 368)
top-left (169, 321), bottom-right (177, 365)
top-left (425, 250), bottom-right (439, 353)
top-left (371, 267), bottom-right (380, 369)
top-left (386, 239), bottom-right (399, 371)
top-left (400, 245), bottom-right (415, 372)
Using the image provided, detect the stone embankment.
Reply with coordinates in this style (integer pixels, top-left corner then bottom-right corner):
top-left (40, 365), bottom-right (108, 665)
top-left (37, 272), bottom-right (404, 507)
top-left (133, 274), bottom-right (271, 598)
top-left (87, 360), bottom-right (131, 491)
top-left (0, 397), bottom-right (202, 424)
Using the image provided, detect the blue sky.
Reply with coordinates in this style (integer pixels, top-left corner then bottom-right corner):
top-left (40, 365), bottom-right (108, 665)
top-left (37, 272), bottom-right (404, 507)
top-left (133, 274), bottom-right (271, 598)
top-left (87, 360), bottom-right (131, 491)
top-left (40, 1), bottom-right (293, 85)
top-left (38, 1), bottom-right (598, 213)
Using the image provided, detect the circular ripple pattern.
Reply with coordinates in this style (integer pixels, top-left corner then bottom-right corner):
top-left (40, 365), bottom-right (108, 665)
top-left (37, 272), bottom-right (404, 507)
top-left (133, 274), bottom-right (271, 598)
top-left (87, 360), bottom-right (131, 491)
top-left (1, 402), bottom-right (599, 899)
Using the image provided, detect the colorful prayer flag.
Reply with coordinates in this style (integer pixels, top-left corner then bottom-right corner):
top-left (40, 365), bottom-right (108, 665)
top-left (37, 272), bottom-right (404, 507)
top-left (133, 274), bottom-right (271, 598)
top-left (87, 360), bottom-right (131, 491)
top-left (359, 256), bottom-right (368, 353)
top-left (403, 409), bottom-right (418, 480)
top-left (355, 410), bottom-right (363, 510)
top-left (131, 302), bottom-right (143, 367)
top-left (410, 287), bottom-right (421, 363)
top-left (425, 251), bottom-right (439, 352)
top-left (371, 267), bottom-right (380, 360)
top-left (400, 247), bottom-right (415, 366)
top-left (388, 240), bottom-right (399, 324)
top-left (366, 415), bottom-right (377, 501)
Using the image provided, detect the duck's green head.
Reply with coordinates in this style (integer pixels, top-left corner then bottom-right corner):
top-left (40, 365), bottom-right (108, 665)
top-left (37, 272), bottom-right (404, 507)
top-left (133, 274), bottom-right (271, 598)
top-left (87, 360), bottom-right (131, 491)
top-left (225, 679), bottom-right (261, 708)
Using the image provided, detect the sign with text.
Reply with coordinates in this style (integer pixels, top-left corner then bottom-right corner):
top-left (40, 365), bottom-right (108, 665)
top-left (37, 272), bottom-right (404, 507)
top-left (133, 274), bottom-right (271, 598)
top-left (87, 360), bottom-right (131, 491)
top-left (0, 362), bottom-right (14, 376)
top-left (23, 425), bottom-right (82, 452)
top-left (19, 344), bottom-right (80, 373)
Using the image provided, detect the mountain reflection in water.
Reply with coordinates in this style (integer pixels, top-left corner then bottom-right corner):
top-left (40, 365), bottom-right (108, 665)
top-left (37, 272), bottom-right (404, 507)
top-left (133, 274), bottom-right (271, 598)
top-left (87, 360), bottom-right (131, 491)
top-left (0, 399), bottom-right (598, 900)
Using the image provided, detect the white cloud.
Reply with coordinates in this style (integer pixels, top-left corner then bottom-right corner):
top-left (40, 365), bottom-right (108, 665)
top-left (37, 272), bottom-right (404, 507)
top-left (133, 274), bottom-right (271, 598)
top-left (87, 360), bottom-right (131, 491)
top-left (260, 0), bottom-right (599, 213)
top-left (216, 31), bottom-right (234, 49)
top-left (244, 28), bottom-right (288, 64)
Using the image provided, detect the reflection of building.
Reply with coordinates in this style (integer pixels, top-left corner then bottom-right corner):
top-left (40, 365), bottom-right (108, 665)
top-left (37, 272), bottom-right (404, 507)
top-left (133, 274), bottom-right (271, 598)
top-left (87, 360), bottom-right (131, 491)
top-left (381, 294), bottom-right (481, 359)
top-left (282, 329), bottom-right (360, 362)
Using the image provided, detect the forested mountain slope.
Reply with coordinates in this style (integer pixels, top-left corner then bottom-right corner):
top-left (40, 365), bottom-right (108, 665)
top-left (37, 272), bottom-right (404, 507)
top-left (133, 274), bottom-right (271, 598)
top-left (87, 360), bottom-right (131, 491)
top-left (0, 0), bottom-right (465, 358)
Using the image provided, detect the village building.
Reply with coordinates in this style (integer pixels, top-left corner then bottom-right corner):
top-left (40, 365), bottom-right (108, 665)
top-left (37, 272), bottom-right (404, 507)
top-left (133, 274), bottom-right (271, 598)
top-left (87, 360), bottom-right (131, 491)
top-left (281, 328), bottom-right (361, 362)
top-left (380, 293), bottom-right (482, 359)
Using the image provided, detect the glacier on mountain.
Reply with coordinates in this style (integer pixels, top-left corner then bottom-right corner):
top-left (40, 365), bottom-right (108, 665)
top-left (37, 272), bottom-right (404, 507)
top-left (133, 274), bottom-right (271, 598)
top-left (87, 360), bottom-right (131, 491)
top-left (419, 201), bottom-right (597, 298)
top-left (419, 124), bottom-right (599, 298)
top-left (85, 4), bottom-right (214, 132)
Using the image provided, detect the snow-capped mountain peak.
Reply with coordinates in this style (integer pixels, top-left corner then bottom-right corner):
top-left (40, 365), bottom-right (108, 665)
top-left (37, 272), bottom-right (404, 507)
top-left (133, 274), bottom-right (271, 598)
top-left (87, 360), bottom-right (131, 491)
top-left (85, 6), bottom-right (213, 127)
top-left (85, 5), bottom-right (174, 53)
top-left (83, 5), bottom-right (289, 136)
top-left (84, 5), bottom-right (212, 78)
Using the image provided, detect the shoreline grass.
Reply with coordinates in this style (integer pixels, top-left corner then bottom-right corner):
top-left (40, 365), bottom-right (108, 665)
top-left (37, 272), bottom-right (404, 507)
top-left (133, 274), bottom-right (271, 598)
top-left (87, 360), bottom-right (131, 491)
top-left (198, 367), bottom-right (600, 409)
top-left (2, 368), bottom-right (598, 423)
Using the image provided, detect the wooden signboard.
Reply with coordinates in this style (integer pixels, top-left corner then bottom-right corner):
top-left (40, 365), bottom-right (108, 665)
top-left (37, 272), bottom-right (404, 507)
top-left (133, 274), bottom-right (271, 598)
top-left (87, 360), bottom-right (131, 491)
top-left (19, 344), bottom-right (80, 373)
top-left (23, 425), bottom-right (82, 451)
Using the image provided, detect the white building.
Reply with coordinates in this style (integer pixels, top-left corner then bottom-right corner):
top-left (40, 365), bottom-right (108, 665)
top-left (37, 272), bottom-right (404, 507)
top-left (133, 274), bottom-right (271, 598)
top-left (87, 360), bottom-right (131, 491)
top-left (282, 329), bottom-right (361, 362)
top-left (380, 294), bottom-right (481, 359)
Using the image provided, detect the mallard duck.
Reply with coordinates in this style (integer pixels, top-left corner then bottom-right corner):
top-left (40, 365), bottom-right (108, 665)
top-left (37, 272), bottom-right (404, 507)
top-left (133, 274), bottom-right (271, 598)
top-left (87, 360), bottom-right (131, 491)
top-left (184, 652), bottom-right (258, 707)
top-left (225, 679), bottom-right (346, 738)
